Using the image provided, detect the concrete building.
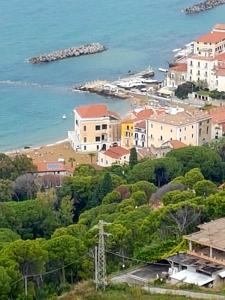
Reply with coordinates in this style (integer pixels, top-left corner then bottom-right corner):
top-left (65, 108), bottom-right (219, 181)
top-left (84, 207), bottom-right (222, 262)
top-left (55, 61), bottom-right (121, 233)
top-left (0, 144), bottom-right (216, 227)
top-left (68, 104), bottom-right (120, 152)
top-left (166, 63), bottom-right (187, 88)
top-left (209, 107), bottom-right (225, 139)
top-left (167, 218), bottom-right (225, 287)
top-left (146, 107), bottom-right (212, 148)
top-left (97, 146), bottom-right (130, 167)
top-left (121, 107), bottom-right (165, 149)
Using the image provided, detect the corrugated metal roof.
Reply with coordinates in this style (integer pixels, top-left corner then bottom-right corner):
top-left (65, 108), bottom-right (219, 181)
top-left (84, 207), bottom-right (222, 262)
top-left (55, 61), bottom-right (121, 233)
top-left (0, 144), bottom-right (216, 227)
top-left (170, 270), bottom-right (213, 286)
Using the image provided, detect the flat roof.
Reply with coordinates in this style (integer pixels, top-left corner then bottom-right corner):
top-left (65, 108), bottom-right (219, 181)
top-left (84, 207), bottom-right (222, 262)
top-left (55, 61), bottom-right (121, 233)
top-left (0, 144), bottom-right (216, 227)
top-left (184, 218), bottom-right (225, 251)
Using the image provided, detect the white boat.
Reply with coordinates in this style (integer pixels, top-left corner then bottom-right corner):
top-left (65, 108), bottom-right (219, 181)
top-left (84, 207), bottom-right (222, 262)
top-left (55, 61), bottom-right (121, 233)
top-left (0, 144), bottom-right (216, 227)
top-left (62, 114), bottom-right (67, 120)
top-left (172, 48), bottom-right (182, 52)
top-left (158, 68), bottom-right (168, 73)
top-left (141, 78), bottom-right (158, 84)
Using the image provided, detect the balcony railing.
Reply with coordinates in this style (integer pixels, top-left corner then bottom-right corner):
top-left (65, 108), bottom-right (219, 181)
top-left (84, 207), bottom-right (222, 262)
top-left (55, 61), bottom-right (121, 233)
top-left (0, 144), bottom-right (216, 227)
top-left (187, 250), bottom-right (225, 267)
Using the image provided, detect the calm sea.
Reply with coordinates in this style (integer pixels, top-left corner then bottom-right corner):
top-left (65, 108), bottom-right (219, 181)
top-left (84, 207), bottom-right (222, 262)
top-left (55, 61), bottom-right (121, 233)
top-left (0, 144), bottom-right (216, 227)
top-left (0, 0), bottom-right (225, 151)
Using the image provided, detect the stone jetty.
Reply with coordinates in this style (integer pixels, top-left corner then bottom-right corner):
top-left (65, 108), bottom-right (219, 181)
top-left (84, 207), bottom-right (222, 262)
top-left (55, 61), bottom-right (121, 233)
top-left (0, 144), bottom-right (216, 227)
top-left (28, 43), bottom-right (106, 64)
top-left (184, 0), bottom-right (225, 14)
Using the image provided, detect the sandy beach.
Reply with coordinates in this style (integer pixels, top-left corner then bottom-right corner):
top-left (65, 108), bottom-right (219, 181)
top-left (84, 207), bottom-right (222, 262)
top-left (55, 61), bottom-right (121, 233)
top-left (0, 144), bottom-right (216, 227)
top-left (7, 139), bottom-right (97, 169)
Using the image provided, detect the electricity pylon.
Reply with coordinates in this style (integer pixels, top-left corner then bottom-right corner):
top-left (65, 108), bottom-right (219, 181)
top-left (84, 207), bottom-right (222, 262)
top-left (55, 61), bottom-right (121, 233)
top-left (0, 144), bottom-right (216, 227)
top-left (95, 220), bottom-right (111, 290)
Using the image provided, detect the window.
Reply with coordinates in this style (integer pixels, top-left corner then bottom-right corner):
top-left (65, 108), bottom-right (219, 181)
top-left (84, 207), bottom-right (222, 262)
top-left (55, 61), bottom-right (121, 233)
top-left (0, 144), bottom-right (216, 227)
top-left (199, 128), bottom-right (202, 137)
top-left (184, 136), bottom-right (186, 140)
top-left (170, 129), bottom-right (173, 133)
top-left (179, 138), bottom-right (182, 141)
top-left (95, 136), bottom-right (101, 142)
top-left (205, 63), bottom-right (208, 68)
top-left (124, 156), bottom-right (126, 159)
top-left (190, 61), bottom-right (193, 66)
top-left (151, 124), bottom-right (153, 128)
top-left (102, 124), bottom-right (107, 130)
top-left (76, 120), bottom-right (78, 125)
top-left (161, 125), bottom-right (163, 130)
top-left (205, 71), bottom-right (207, 77)
top-left (106, 160), bottom-right (108, 165)
top-left (84, 146), bottom-right (86, 150)
top-left (192, 125), bottom-right (194, 129)
top-left (97, 145), bottom-right (99, 150)
top-left (160, 135), bottom-right (163, 141)
top-left (180, 128), bottom-right (182, 132)
top-left (207, 126), bottom-right (209, 134)
top-left (83, 125), bottom-right (86, 131)
top-left (199, 122), bottom-right (202, 126)
top-left (150, 134), bottom-right (153, 139)
top-left (127, 125), bottom-right (129, 130)
top-left (95, 125), bottom-right (101, 130)
top-left (198, 62), bottom-right (200, 67)
top-left (190, 69), bottom-right (193, 75)
top-left (197, 70), bottom-right (200, 76)
top-left (192, 134), bottom-right (194, 138)
top-left (101, 158), bottom-right (103, 162)
top-left (84, 137), bottom-right (87, 143)
top-left (207, 120), bottom-right (210, 124)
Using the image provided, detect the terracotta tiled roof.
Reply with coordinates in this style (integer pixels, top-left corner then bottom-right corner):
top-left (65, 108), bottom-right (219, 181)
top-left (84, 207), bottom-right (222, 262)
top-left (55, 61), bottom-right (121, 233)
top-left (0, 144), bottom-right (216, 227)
top-left (35, 162), bottom-right (66, 173)
top-left (104, 146), bottom-right (129, 159)
top-left (135, 120), bottom-right (146, 129)
top-left (170, 63), bottom-right (187, 72)
top-left (169, 140), bottom-right (187, 149)
top-left (137, 147), bottom-right (153, 158)
top-left (216, 52), bottom-right (225, 61)
top-left (122, 107), bottom-right (165, 124)
top-left (196, 31), bottom-right (225, 43)
top-left (75, 104), bottom-right (119, 119)
top-left (216, 67), bottom-right (225, 76)
top-left (148, 108), bottom-right (211, 126)
top-left (209, 107), bottom-right (225, 124)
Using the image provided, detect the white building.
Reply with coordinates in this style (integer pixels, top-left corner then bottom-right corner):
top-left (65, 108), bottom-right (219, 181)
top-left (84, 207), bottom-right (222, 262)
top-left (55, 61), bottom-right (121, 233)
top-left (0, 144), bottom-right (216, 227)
top-left (68, 104), bottom-right (121, 152)
top-left (97, 146), bottom-right (130, 167)
top-left (134, 120), bottom-right (147, 148)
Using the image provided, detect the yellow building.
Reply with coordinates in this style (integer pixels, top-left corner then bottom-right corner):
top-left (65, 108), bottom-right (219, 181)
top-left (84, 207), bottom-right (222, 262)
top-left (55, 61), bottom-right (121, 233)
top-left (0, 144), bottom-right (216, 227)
top-left (121, 119), bottom-right (134, 149)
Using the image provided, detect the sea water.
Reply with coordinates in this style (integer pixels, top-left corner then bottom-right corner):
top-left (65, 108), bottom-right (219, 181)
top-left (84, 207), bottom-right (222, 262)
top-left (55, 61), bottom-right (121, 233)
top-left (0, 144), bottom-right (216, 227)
top-left (1, 0), bottom-right (225, 151)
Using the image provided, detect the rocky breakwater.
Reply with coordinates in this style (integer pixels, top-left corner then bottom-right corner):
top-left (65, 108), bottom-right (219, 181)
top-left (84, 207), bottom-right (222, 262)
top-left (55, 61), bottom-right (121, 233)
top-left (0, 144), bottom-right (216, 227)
top-left (184, 0), bottom-right (225, 13)
top-left (28, 43), bottom-right (106, 64)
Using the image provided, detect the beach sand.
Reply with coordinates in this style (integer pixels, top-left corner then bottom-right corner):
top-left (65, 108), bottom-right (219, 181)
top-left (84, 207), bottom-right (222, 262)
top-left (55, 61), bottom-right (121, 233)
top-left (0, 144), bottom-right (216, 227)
top-left (8, 140), bottom-right (97, 169)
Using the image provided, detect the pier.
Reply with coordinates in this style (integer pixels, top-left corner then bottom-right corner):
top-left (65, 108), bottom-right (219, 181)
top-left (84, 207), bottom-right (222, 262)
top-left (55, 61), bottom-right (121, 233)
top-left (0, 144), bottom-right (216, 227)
top-left (27, 43), bottom-right (106, 64)
top-left (184, 0), bottom-right (225, 14)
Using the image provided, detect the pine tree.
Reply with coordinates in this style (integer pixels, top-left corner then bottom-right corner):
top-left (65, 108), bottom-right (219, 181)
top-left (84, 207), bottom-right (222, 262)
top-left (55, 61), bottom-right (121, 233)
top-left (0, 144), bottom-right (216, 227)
top-left (100, 172), bottom-right (113, 198)
top-left (129, 147), bottom-right (138, 168)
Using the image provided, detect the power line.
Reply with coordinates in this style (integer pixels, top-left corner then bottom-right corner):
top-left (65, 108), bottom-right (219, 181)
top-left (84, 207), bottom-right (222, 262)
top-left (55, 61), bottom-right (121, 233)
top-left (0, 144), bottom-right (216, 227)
top-left (106, 250), bottom-right (170, 267)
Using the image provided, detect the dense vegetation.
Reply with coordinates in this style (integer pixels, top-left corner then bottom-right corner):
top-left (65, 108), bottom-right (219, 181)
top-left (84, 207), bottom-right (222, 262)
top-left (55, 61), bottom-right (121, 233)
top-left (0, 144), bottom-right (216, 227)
top-left (1, 142), bottom-right (225, 298)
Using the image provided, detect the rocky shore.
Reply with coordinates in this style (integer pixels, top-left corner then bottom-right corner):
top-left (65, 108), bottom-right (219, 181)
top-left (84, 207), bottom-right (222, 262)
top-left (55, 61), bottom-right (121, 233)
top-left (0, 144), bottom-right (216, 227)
top-left (28, 43), bottom-right (106, 64)
top-left (184, 0), bottom-right (225, 13)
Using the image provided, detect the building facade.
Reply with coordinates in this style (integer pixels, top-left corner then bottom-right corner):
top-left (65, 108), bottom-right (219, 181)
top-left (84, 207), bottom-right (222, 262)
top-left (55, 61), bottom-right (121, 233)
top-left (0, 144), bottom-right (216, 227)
top-left (68, 104), bottom-right (121, 152)
top-left (97, 146), bottom-right (130, 167)
top-left (146, 107), bottom-right (212, 148)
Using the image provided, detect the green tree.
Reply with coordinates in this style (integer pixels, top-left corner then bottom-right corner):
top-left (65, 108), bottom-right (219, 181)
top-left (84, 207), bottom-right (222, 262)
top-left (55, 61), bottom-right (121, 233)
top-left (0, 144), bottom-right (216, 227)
top-left (45, 235), bottom-right (86, 284)
top-left (132, 191), bottom-right (147, 206)
top-left (102, 191), bottom-right (121, 205)
top-left (131, 181), bottom-right (157, 199)
top-left (13, 154), bottom-right (36, 176)
top-left (0, 228), bottom-right (20, 250)
top-left (0, 267), bottom-right (11, 299)
top-left (0, 154), bottom-right (15, 180)
top-left (129, 148), bottom-right (138, 168)
top-left (0, 180), bottom-right (13, 202)
top-left (167, 146), bottom-right (224, 182)
top-left (184, 168), bottom-right (204, 189)
top-left (100, 172), bottom-right (113, 198)
top-left (162, 190), bottom-right (195, 206)
top-left (194, 180), bottom-right (217, 197)
top-left (58, 196), bottom-right (73, 226)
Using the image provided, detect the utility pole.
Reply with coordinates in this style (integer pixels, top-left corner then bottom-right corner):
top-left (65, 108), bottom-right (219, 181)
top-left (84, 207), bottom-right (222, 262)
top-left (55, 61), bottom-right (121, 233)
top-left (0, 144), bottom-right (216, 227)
top-left (95, 220), bottom-right (111, 290)
top-left (24, 275), bottom-right (28, 297)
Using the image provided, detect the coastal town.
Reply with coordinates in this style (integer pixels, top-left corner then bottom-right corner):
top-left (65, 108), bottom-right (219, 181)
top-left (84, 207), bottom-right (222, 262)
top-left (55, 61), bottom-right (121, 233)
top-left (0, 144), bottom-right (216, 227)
top-left (3, 1), bottom-right (225, 296)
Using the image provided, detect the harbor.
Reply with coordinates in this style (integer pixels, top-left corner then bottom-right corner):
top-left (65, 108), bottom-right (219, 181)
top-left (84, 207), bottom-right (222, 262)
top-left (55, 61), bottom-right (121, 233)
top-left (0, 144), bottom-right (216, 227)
top-left (27, 43), bottom-right (106, 64)
top-left (73, 67), bottom-right (161, 101)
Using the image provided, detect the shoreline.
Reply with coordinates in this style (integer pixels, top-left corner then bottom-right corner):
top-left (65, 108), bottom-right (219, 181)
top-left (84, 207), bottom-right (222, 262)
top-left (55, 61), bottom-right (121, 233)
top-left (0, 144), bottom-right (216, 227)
top-left (5, 138), bottom-right (69, 156)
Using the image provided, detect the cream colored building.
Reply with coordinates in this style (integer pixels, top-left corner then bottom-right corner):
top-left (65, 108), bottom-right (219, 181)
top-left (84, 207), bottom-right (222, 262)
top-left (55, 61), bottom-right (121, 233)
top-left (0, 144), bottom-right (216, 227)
top-left (68, 104), bottom-right (120, 152)
top-left (146, 107), bottom-right (212, 148)
top-left (97, 146), bottom-right (130, 167)
top-left (166, 63), bottom-right (187, 88)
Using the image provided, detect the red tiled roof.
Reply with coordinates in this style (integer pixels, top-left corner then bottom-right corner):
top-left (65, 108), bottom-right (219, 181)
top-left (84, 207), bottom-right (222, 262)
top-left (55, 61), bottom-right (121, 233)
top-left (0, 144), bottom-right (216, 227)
top-left (35, 162), bottom-right (66, 173)
top-left (209, 107), bottom-right (225, 124)
top-left (216, 52), bottom-right (225, 60)
top-left (170, 63), bottom-right (187, 72)
top-left (122, 107), bottom-right (165, 124)
top-left (135, 120), bottom-right (146, 129)
top-left (134, 108), bottom-right (155, 120)
top-left (169, 140), bottom-right (187, 149)
top-left (216, 67), bottom-right (225, 76)
top-left (75, 104), bottom-right (119, 119)
top-left (196, 31), bottom-right (225, 43)
top-left (104, 146), bottom-right (129, 159)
